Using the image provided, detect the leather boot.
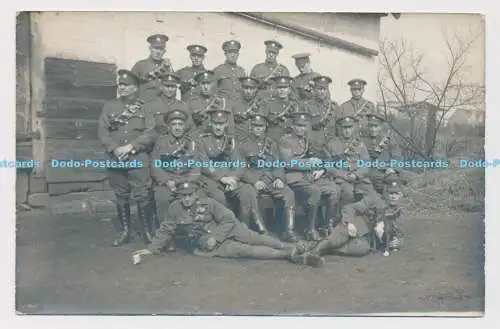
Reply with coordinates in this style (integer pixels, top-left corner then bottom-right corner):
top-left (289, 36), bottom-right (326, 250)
top-left (112, 203), bottom-right (131, 247)
top-left (238, 209), bottom-right (251, 228)
top-left (137, 201), bottom-right (153, 244)
top-left (306, 205), bottom-right (321, 241)
top-left (252, 209), bottom-right (268, 234)
top-left (322, 201), bottom-right (337, 237)
top-left (290, 251), bottom-right (326, 268)
top-left (283, 207), bottom-right (299, 242)
top-left (149, 192), bottom-right (160, 235)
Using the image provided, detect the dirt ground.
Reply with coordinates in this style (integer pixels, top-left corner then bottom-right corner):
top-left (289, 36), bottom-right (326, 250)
top-left (15, 207), bottom-right (484, 315)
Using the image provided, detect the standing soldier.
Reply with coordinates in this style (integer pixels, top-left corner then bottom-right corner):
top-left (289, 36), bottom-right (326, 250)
top-left (338, 79), bottom-right (376, 137)
top-left (324, 113), bottom-right (377, 206)
top-left (97, 69), bottom-right (157, 246)
top-left (291, 53), bottom-right (320, 101)
top-left (309, 179), bottom-right (404, 257)
top-left (198, 109), bottom-right (267, 234)
top-left (279, 112), bottom-right (337, 241)
top-left (132, 180), bottom-right (325, 268)
top-left (131, 34), bottom-right (173, 103)
top-left (231, 77), bottom-right (266, 142)
top-left (362, 111), bottom-right (402, 194)
top-left (264, 76), bottom-right (301, 141)
top-left (188, 71), bottom-right (235, 135)
top-left (250, 40), bottom-right (290, 101)
top-left (239, 114), bottom-right (299, 242)
top-left (213, 40), bottom-right (246, 101)
top-left (176, 44), bottom-right (208, 101)
top-left (303, 75), bottom-right (339, 142)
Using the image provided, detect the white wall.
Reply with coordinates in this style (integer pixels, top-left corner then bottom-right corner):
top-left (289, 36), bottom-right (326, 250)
top-left (36, 12), bottom-right (378, 103)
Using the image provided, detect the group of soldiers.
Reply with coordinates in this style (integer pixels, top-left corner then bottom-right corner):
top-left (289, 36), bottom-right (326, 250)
top-left (97, 34), bottom-right (405, 268)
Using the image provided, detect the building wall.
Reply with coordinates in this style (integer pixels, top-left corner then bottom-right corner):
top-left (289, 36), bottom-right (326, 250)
top-left (35, 11), bottom-right (379, 102)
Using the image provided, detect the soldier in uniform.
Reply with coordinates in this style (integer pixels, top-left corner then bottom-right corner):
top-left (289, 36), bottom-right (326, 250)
top-left (324, 113), bottom-right (378, 206)
top-left (133, 180), bottom-right (325, 268)
top-left (362, 111), bottom-right (403, 194)
top-left (198, 109), bottom-right (267, 234)
top-left (131, 34), bottom-right (174, 103)
top-left (309, 179), bottom-right (404, 257)
top-left (176, 44), bottom-right (208, 101)
top-left (97, 69), bottom-right (157, 246)
top-left (250, 40), bottom-right (290, 101)
top-left (213, 40), bottom-right (247, 101)
top-left (239, 114), bottom-right (300, 242)
top-left (188, 71), bottom-right (235, 135)
top-left (264, 76), bottom-right (301, 141)
top-left (291, 53), bottom-right (321, 101)
top-left (279, 112), bottom-right (339, 241)
top-left (338, 79), bottom-right (376, 137)
top-left (231, 77), bottom-right (266, 142)
top-left (302, 75), bottom-right (339, 143)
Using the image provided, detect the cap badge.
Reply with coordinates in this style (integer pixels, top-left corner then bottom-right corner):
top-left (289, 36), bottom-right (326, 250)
top-left (345, 117), bottom-right (351, 122)
top-left (300, 115), bottom-right (306, 120)
top-left (183, 182), bottom-right (189, 188)
top-left (391, 181), bottom-right (397, 186)
top-left (195, 46), bottom-right (200, 51)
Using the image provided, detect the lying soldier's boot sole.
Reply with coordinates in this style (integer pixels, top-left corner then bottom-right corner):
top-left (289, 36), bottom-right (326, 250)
top-left (302, 253), bottom-right (326, 268)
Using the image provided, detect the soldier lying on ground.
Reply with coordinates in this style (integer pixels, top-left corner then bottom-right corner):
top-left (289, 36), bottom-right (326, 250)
top-left (132, 180), bottom-right (325, 268)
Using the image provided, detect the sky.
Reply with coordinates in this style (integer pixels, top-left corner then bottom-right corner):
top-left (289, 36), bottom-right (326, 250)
top-left (380, 13), bottom-right (485, 86)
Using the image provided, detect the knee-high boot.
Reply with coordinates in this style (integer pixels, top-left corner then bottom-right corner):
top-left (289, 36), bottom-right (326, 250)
top-left (137, 201), bottom-right (153, 244)
top-left (251, 208), bottom-right (268, 234)
top-left (306, 205), bottom-right (321, 241)
top-left (112, 203), bottom-right (131, 247)
top-left (283, 207), bottom-right (299, 242)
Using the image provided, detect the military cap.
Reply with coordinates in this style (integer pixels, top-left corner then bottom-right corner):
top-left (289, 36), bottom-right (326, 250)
top-left (291, 53), bottom-right (311, 61)
top-left (264, 40), bottom-right (283, 52)
top-left (291, 112), bottom-right (312, 125)
top-left (195, 71), bottom-right (216, 83)
top-left (272, 76), bottom-right (294, 88)
top-left (386, 179), bottom-right (403, 193)
top-left (117, 69), bottom-right (140, 86)
top-left (239, 76), bottom-right (259, 88)
top-left (348, 78), bottom-right (367, 89)
top-left (187, 44), bottom-right (208, 56)
top-left (176, 180), bottom-right (198, 195)
top-left (336, 115), bottom-right (358, 127)
top-left (147, 34), bottom-right (169, 47)
top-left (164, 108), bottom-right (189, 123)
top-left (210, 109), bottom-right (231, 123)
top-left (160, 73), bottom-right (181, 86)
top-left (250, 114), bottom-right (268, 125)
top-left (313, 75), bottom-right (332, 87)
top-left (222, 40), bottom-right (241, 52)
top-left (367, 111), bottom-right (385, 124)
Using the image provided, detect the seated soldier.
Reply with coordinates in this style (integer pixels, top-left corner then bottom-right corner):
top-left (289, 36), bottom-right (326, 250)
top-left (133, 180), bottom-right (325, 268)
top-left (238, 114), bottom-right (299, 242)
top-left (198, 108), bottom-right (267, 234)
top-left (309, 179), bottom-right (404, 257)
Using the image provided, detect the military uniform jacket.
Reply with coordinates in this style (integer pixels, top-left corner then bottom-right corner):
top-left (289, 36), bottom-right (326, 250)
top-left (239, 135), bottom-right (285, 185)
top-left (97, 98), bottom-right (156, 160)
top-left (324, 137), bottom-right (371, 183)
top-left (231, 96), bottom-right (266, 137)
top-left (187, 94), bottom-right (236, 134)
top-left (302, 98), bottom-right (339, 141)
top-left (213, 62), bottom-right (246, 100)
top-left (175, 65), bottom-right (207, 101)
top-left (292, 71), bottom-right (320, 100)
top-left (263, 98), bottom-right (301, 140)
top-left (198, 133), bottom-right (244, 182)
top-left (338, 98), bottom-right (376, 119)
top-left (131, 58), bottom-right (174, 102)
top-left (149, 197), bottom-right (237, 254)
top-left (150, 134), bottom-right (201, 185)
top-left (250, 62), bottom-right (290, 89)
top-left (143, 96), bottom-right (192, 135)
top-left (362, 132), bottom-right (402, 163)
top-left (278, 134), bottom-right (316, 184)
top-left (341, 195), bottom-right (387, 237)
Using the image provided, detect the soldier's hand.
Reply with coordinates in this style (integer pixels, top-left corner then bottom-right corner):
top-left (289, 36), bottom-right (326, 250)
top-left (273, 179), bottom-right (284, 189)
top-left (312, 170), bottom-right (325, 180)
top-left (121, 144), bottom-right (134, 155)
top-left (166, 180), bottom-right (176, 192)
top-left (347, 223), bottom-right (358, 237)
top-left (385, 168), bottom-right (396, 175)
top-left (374, 222), bottom-right (385, 240)
top-left (254, 181), bottom-right (267, 191)
top-left (199, 236), bottom-right (217, 252)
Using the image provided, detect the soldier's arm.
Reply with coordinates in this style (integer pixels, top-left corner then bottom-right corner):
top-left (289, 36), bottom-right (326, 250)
top-left (148, 203), bottom-right (178, 254)
top-left (249, 65), bottom-right (259, 79)
top-left (341, 198), bottom-right (371, 224)
top-left (130, 61), bottom-right (142, 79)
top-left (97, 103), bottom-right (119, 153)
top-left (129, 108), bottom-right (157, 152)
top-left (199, 138), bottom-right (225, 181)
top-left (324, 140), bottom-right (347, 179)
top-left (209, 199), bottom-right (237, 242)
top-left (281, 65), bottom-right (290, 76)
top-left (229, 140), bottom-right (245, 179)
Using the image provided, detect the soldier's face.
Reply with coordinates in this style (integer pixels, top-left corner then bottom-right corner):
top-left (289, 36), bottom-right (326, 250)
top-left (161, 84), bottom-right (177, 98)
top-left (386, 191), bottom-right (403, 205)
top-left (351, 87), bottom-right (363, 99)
top-left (292, 123), bottom-right (309, 136)
top-left (315, 86), bottom-right (328, 99)
top-left (341, 125), bottom-right (354, 138)
top-left (200, 81), bottom-right (215, 96)
top-left (212, 122), bottom-right (226, 136)
top-left (117, 83), bottom-right (138, 97)
top-left (169, 119), bottom-right (186, 137)
top-left (225, 50), bottom-right (239, 64)
top-left (190, 54), bottom-right (204, 66)
top-left (242, 86), bottom-right (257, 100)
top-left (251, 124), bottom-right (266, 137)
top-left (295, 60), bottom-right (310, 73)
top-left (276, 86), bottom-right (290, 99)
top-left (181, 193), bottom-right (196, 207)
top-left (149, 46), bottom-right (166, 61)
top-left (265, 50), bottom-right (278, 62)
top-left (369, 123), bottom-right (381, 137)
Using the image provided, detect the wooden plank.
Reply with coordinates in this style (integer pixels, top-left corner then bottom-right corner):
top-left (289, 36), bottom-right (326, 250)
top-left (44, 96), bottom-right (106, 120)
top-left (44, 57), bottom-right (117, 86)
top-left (48, 180), bottom-right (110, 196)
top-left (45, 82), bottom-right (117, 100)
top-left (44, 118), bottom-right (99, 140)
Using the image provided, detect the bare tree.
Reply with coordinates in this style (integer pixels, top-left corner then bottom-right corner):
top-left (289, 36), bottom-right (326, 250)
top-left (377, 27), bottom-right (484, 159)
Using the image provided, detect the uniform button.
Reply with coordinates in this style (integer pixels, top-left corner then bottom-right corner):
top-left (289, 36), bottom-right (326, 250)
top-left (123, 140), bottom-right (128, 143)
